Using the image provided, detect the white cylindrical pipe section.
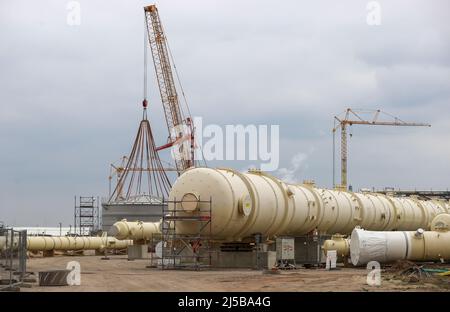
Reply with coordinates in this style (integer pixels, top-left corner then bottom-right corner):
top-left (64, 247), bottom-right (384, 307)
top-left (350, 224), bottom-right (450, 266)
top-left (168, 168), bottom-right (449, 240)
top-left (109, 220), bottom-right (160, 241)
top-left (350, 228), bottom-right (409, 266)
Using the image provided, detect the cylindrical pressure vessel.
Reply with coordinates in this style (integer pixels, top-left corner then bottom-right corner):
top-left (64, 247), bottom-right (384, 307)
top-left (109, 220), bottom-right (161, 241)
top-left (430, 213), bottom-right (450, 231)
top-left (350, 214), bottom-right (450, 266)
top-left (322, 234), bottom-right (350, 260)
top-left (168, 168), bottom-right (448, 241)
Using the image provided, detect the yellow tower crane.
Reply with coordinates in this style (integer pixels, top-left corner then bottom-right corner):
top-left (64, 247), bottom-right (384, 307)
top-left (332, 108), bottom-right (431, 190)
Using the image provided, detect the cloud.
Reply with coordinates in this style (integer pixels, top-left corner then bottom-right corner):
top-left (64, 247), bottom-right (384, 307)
top-left (0, 0), bottom-right (449, 226)
top-left (276, 153), bottom-right (309, 184)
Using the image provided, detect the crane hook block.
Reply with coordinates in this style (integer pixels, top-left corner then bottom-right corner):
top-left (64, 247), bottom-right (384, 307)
top-left (142, 99), bottom-right (148, 108)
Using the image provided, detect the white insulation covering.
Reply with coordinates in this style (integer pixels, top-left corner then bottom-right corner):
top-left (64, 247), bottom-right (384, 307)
top-left (350, 228), bottom-right (409, 266)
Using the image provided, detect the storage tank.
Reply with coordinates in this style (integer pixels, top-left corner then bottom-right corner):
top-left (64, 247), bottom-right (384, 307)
top-left (168, 167), bottom-right (448, 241)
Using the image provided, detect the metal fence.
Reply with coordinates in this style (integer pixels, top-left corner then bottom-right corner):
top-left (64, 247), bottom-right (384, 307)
top-left (0, 227), bottom-right (27, 291)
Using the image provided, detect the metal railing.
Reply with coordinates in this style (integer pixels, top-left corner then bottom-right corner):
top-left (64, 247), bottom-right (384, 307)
top-left (0, 228), bottom-right (27, 291)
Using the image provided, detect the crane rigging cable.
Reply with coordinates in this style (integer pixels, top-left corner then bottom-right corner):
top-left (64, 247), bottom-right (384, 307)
top-left (164, 35), bottom-right (207, 168)
top-left (143, 15), bottom-right (148, 116)
top-left (162, 22), bottom-right (192, 120)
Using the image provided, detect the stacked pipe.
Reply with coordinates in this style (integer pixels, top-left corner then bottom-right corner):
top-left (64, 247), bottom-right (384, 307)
top-left (0, 235), bottom-right (132, 252)
top-left (26, 236), bottom-right (132, 252)
top-left (167, 168), bottom-right (449, 241)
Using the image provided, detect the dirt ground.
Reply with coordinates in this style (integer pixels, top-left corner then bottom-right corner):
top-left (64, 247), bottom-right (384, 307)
top-left (21, 255), bottom-right (450, 292)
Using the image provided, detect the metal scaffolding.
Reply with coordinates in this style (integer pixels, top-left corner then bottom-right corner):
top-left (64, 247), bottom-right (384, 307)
top-left (158, 197), bottom-right (212, 270)
top-left (74, 196), bottom-right (100, 235)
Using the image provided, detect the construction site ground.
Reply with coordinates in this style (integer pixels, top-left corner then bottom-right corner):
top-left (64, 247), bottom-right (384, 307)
top-left (22, 255), bottom-right (450, 292)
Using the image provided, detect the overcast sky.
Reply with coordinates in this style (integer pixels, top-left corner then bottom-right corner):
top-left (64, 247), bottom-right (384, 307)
top-left (0, 0), bottom-right (449, 226)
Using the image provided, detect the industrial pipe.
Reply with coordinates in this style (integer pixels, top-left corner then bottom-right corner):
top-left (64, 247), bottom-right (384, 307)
top-left (109, 219), bottom-right (161, 241)
top-left (26, 236), bottom-right (132, 252)
top-left (350, 214), bottom-right (450, 266)
top-left (167, 168), bottom-right (449, 241)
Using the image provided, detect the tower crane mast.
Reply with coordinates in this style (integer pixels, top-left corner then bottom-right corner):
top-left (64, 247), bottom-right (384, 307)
top-left (333, 108), bottom-right (431, 190)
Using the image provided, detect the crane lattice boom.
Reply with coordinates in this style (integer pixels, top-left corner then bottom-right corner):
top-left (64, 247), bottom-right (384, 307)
top-left (332, 108), bottom-right (431, 190)
top-left (144, 5), bottom-right (194, 174)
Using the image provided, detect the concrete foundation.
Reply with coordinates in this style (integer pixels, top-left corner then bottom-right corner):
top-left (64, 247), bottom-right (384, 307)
top-left (127, 244), bottom-right (149, 260)
top-left (210, 251), bottom-right (277, 269)
top-left (210, 251), bottom-right (256, 268)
